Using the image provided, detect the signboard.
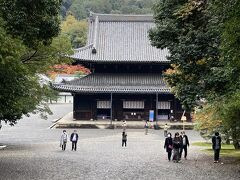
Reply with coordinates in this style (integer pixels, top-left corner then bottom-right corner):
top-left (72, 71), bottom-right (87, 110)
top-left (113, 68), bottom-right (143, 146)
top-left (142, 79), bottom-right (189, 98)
top-left (181, 110), bottom-right (187, 121)
top-left (149, 110), bottom-right (154, 122)
top-left (181, 115), bottom-right (187, 121)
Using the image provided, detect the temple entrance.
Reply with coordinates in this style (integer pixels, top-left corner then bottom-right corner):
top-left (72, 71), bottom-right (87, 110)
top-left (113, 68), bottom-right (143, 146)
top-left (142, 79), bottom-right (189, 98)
top-left (96, 109), bottom-right (111, 120)
top-left (157, 109), bottom-right (170, 120)
top-left (122, 100), bottom-right (145, 120)
top-left (123, 109), bottom-right (145, 120)
top-left (96, 100), bottom-right (111, 120)
top-left (156, 101), bottom-right (171, 120)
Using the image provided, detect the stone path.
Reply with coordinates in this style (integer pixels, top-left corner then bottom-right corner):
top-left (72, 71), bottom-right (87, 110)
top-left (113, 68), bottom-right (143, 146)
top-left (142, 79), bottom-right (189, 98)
top-left (0, 104), bottom-right (239, 180)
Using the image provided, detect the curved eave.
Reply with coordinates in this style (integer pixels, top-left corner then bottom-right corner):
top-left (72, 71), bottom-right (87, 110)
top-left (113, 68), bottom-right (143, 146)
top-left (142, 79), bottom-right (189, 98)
top-left (52, 84), bottom-right (171, 94)
top-left (72, 58), bottom-right (171, 64)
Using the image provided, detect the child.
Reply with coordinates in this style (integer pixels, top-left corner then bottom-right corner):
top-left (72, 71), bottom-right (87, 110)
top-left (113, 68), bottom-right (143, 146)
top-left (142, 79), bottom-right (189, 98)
top-left (122, 132), bottom-right (127, 147)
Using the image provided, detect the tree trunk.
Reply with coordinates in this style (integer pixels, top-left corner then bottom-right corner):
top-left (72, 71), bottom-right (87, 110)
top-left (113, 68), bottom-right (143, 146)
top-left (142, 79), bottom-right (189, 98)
top-left (225, 138), bottom-right (230, 145)
top-left (232, 121), bottom-right (240, 149)
top-left (232, 130), bottom-right (240, 149)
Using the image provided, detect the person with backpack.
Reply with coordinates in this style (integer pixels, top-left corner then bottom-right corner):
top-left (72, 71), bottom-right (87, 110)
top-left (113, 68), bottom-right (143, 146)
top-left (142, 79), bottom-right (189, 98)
top-left (212, 132), bottom-right (221, 163)
top-left (122, 131), bottom-right (127, 147)
top-left (164, 132), bottom-right (173, 161)
top-left (60, 130), bottom-right (68, 151)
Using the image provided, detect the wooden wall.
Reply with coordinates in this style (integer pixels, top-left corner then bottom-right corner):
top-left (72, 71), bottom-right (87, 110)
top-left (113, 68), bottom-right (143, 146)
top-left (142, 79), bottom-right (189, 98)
top-left (73, 93), bottom-right (190, 121)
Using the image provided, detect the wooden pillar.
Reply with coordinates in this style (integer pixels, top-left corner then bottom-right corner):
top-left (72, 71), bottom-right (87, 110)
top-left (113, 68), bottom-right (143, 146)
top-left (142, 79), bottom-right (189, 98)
top-left (110, 93), bottom-right (113, 125)
top-left (156, 93), bottom-right (158, 124)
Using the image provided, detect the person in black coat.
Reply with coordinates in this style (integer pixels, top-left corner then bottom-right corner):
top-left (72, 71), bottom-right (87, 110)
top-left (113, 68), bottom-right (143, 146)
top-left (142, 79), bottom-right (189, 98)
top-left (164, 132), bottom-right (173, 161)
top-left (212, 132), bottom-right (221, 163)
top-left (180, 131), bottom-right (190, 159)
top-left (122, 131), bottom-right (127, 147)
top-left (70, 130), bottom-right (79, 151)
top-left (172, 132), bottom-right (182, 162)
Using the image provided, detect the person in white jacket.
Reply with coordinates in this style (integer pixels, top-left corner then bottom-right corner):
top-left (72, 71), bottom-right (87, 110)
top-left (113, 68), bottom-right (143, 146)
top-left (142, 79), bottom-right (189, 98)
top-left (60, 130), bottom-right (68, 151)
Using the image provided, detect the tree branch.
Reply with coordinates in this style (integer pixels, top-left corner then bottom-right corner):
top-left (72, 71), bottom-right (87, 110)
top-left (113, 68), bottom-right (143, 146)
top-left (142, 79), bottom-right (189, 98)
top-left (21, 50), bottom-right (38, 63)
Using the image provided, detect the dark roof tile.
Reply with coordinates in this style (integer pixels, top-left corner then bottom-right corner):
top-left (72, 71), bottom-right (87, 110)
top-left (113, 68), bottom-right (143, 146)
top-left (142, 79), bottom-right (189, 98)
top-left (52, 73), bottom-right (171, 94)
top-left (72, 13), bottom-right (169, 63)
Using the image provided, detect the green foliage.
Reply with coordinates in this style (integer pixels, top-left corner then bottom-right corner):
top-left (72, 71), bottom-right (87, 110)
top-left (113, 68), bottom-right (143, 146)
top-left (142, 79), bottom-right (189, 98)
top-left (61, 0), bottom-right (73, 17)
top-left (149, 0), bottom-right (223, 110)
top-left (216, 93), bottom-right (240, 149)
top-left (0, 0), bottom-right (62, 48)
top-left (149, 0), bottom-right (240, 149)
top-left (0, 1), bottom-right (72, 125)
top-left (61, 15), bottom-right (87, 48)
top-left (61, 0), bottom-right (157, 19)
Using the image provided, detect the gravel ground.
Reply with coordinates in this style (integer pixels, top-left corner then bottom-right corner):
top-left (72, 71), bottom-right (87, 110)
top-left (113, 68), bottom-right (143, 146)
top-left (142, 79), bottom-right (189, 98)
top-left (0, 104), bottom-right (239, 180)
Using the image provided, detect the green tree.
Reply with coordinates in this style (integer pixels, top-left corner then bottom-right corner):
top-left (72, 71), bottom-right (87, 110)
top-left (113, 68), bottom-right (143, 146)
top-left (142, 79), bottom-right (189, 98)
top-left (149, 0), bottom-right (223, 110)
top-left (0, 0), bottom-right (62, 48)
top-left (0, 1), bottom-right (72, 125)
top-left (61, 0), bottom-right (73, 17)
top-left (61, 15), bottom-right (88, 48)
top-left (149, 0), bottom-right (240, 148)
top-left (66, 0), bottom-right (157, 19)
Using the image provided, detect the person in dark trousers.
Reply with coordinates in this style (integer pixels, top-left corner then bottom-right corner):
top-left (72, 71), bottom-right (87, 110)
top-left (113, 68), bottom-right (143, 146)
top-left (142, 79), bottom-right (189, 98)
top-left (70, 130), bottom-right (79, 151)
top-left (179, 132), bottom-right (183, 159)
top-left (180, 131), bottom-right (190, 159)
top-left (172, 132), bottom-right (182, 163)
top-left (122, 131), bottom-right (127, 147)
top-left (164, 132), bottom-right (173, 161)
top-left (212, 132), bottom-right (221, 163)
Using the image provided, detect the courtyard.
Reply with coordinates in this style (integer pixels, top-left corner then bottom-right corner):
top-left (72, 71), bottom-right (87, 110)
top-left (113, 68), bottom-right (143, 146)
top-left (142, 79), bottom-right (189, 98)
top-left (0, 104), bottom-right (239, 180)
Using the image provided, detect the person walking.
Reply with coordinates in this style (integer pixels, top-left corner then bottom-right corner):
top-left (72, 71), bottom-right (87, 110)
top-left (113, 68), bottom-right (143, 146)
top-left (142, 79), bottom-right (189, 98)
top-left (179, 131), bottom-right (183, 159)
top-left (144, 121), bottom-right (149, 135)
top-left (163, 123), bottom-right (169, 137)
top-left (212, 132), bottom-right (221, 163)
top-left (172, 132), bottom-right (182, 163)
top-left (70, 130), bottom-right (79, 151)
top-left (164, 132), bottom-right (173, 161)
top-left (60, 130), bottom-right (68, 151)
top-left (181, 131), bottom-right (189, 159)
top-left (122, 131), bottom-right (127, 147)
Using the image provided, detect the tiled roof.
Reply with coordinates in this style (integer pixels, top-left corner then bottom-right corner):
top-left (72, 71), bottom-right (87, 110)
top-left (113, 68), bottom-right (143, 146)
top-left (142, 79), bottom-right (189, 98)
top-left (52, 73), bottom-right (171, 94)
top-left (72, 13), bottom-right (169, 63)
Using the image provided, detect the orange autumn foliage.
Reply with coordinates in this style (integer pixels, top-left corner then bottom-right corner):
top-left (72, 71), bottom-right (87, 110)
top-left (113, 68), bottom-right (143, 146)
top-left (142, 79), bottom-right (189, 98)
top-left (47, 64), bottom-right (90, 79)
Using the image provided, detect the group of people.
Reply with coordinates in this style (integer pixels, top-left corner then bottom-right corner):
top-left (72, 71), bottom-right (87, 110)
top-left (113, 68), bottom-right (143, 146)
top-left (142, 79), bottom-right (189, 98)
top-left (60, 122), bottom-right (222, 164)
top-left (60, 130), bottom-right (79, 151)
top-left (164, 131), bottom-right (189, 162)
top-left (164, 130), bottom-right (222, 163)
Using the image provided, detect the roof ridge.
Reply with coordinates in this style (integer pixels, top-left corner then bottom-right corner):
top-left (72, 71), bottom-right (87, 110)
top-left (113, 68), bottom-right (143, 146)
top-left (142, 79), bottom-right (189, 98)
top-left (89, 12), bottom-right (153, 22)
top-left (90, 12), bottom-right (153, 17)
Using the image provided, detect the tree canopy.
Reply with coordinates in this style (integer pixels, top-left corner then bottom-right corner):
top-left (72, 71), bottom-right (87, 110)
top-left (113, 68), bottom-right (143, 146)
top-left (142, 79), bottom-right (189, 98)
top-left (0, 0), bottom-right (72, 125)
top-left (61, 15), bottom-right (88, 48)
top-left (60, 0), bottom-right (157, 19)
top-left (0, 0), bottom-right (62, 48)
top-left (149, 0), bottom-right (240, 148)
